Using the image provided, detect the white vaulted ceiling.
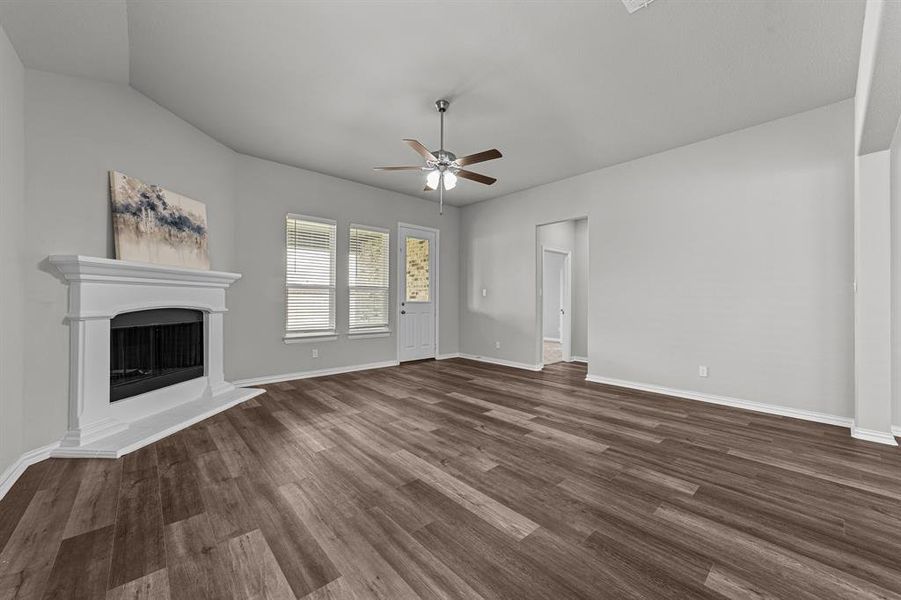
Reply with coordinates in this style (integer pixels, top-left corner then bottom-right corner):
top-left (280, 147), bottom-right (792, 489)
top-left (0, 0), bottom-right (865, 205)
top-left (0, 0), bottom-right (129, 84)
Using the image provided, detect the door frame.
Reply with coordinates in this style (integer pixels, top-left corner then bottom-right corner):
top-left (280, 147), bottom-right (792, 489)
top-left (396, 222), bottom-right (440, 362)
top-left (538, 245), bottom-right (572, 368)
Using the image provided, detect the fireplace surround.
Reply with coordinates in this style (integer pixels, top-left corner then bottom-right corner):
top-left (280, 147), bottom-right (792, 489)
top-left (48, 255), bottom-right (263, 458)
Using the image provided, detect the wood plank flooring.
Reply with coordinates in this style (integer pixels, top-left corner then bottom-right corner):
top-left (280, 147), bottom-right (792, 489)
top-left (2, 358), bottom-right (901, 599)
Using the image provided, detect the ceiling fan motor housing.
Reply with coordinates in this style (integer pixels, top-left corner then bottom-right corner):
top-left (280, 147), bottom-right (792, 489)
top-left (432, 150), bottom-right (457, 169)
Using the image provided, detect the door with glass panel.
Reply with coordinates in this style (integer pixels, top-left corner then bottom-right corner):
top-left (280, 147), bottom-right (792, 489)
top-left (398, 224), bottom-right (437, 362)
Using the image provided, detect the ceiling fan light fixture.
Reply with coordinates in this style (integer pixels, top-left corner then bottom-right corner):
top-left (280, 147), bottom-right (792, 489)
top-left (426, 169), bottom-right (441, 190)
top-left (374, 99), bottom-right (502, 213)
top-left (443, 171), bottom-right (457, 190)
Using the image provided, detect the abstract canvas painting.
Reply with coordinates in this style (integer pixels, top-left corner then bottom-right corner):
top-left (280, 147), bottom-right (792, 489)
top-left (109, 171), bottom-right (210, 270)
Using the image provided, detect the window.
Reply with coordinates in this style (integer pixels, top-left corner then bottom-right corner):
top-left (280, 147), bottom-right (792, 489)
top-left (285, 215), bottom-right (336, 338)
top-left (349, 225), bottom-right (390, 332)
top-left (405, 237), bottom-right (430, 302)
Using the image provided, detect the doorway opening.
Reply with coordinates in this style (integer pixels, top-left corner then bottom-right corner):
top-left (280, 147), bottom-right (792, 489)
top-left (542, 248), bottom-right (569, 364)
top-left (537, 218), bottom-right (588, 368)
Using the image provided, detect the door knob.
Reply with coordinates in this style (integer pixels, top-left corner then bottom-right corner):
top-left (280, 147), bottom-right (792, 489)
top-left (401, 310), bottom-right (406, 315)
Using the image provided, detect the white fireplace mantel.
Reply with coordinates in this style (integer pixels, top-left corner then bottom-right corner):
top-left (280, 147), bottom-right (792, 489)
top-left (48, 255), bottom-right (263, 458)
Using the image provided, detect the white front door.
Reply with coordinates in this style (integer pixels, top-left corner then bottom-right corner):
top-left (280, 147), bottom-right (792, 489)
top-left (398, 224), bottom-right (437, 362)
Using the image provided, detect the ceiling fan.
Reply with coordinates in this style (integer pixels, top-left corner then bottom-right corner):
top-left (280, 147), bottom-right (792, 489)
top-left (374, 99), bottom-right (502, 214)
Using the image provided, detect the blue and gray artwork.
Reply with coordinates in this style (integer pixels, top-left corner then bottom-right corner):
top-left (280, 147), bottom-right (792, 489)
top-left (110, 171), bottom-right (211, 269)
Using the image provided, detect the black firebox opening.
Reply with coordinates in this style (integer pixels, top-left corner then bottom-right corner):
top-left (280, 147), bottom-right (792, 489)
top-left (110, 308), bottom-right (205, 402)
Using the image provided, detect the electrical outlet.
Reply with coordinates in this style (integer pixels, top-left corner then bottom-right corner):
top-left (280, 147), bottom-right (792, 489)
top-left (482, 288), bottom-right (487, 297)
top-left (698, 365), bottom-right (708, 377)
top-left (495, 341), bottom-right (501, 349)
top-left (312, 348), bottom-right (319, 359)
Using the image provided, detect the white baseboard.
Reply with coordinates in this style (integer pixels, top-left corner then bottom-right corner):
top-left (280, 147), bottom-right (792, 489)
top-left (458, 353), bottom-right (542, 372)
top-left (584, 374), bottom-right (854, 429)
top-left (436, 352), bottom-right (461, 360)
top-left (233, 360), bottom-right (400, 387)
top-left (0, 440), bottom-right (61, 501)
top-left (571, 356), bottom-right (588, 363)
top-left (893, 425), bottom-right (901, 438)
top-left (543, 337), bottom-right (561, 343)
top-left (851, 425), bottom-right (899, 446)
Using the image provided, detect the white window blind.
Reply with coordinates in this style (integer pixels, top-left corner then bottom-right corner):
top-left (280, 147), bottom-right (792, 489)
top-left (286, 215), bottom-right (336, 336)
top-left (349, 225), bottom-right (390, 332)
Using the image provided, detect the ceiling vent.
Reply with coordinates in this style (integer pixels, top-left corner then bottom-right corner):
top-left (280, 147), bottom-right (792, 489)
top-left (621, 0), bottom-right (656, 14)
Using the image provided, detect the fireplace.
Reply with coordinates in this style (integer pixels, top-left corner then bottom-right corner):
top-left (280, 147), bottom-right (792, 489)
top-left (48, 255), bottom-right (263, 458)
top-left (110, 308), bottom-right (205, 402)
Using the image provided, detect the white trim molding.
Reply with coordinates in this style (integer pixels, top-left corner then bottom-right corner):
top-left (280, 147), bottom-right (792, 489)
top-left (347, 331), bottom-right (391, 340)
top-left (458, 353), bottom-right (542, 372)
top-left (0, 441), bottom-right (61, 500)
top-left (233, 360), bottom-right (400, 387)
top-left (396, 222), bottom-right (440, 363)
top-left (851, 424), bottom-right (899, 446)
top-left (436, 352), bottom-right (462, 360)
top-left (584, 374), bottom-right (855, 429)
top-left (49, 254), bottom-right (241, 289)
top-left (571, 356), bottom-right (588, 363)
top-left (284, 334), bottom-right (338, 344)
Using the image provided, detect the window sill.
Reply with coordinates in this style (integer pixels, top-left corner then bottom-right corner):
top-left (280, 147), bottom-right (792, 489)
top-left (284, 333), bottom-right (338, 344)
top-left (347, 329), bottom-right (391, 339)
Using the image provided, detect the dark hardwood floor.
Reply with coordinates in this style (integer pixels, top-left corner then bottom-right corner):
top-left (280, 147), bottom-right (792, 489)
top-left (2, 358), bottom-right (901, 599)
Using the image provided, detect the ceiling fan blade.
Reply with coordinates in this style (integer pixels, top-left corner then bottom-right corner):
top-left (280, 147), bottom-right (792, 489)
top-left (373, 166), bottom-right (423, 171)
top-left (403, 139), bottom-right (437, 162)
top-left (455, 148), bottom-right (502, 167)
top-left (456, 169), bottom-right (497, 186)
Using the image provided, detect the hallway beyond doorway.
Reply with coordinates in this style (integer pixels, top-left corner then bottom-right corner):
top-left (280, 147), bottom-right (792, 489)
top-left (543, 339), bottom-right (562, 364)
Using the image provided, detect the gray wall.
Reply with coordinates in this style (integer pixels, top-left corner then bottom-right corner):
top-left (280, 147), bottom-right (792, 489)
top-left (538, 220), bottom-right (576, 253)
top-left (227, 154), bottom-right (459, 382)
top-left (460, 100), bottom-right (854, 418)
top-left (0, 24), bottom-right (25, 476)
top-left (22, 70), bottom-right (237, 452)
top-left (572, 218), bottom-right (588, 358)
top-left (892, 116), bottom-right (901, 427)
